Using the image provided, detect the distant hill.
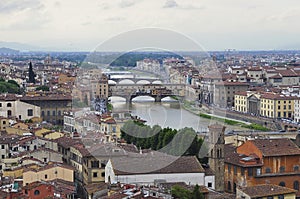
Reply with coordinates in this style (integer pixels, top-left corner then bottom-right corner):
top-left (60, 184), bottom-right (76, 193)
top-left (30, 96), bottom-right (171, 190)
top-left (0, 47), bottom-right (19, 54)
top-left (0, 41), bottom-right (41, 51)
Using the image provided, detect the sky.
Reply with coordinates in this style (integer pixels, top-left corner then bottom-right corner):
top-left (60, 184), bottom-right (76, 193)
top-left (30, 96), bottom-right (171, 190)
top-left (0, 0), bottom-right (300, 51)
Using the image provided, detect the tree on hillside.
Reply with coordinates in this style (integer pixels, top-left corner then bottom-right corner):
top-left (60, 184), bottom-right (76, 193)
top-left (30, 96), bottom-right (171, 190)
top-left (28, 62), bottom-right (35, 84)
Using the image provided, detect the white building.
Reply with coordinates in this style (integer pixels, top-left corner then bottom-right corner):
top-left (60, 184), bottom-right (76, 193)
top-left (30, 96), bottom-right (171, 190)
top-left (105, 153), bottom-right (215, 189)
top-left (0, 94), bottom-right (40, 120)
top-left (294, 99), bottom-right (300, 123)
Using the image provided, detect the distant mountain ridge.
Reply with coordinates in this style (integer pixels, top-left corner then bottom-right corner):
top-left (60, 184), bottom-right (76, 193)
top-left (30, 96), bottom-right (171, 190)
top-left (0, 47), bottom-right (19, 54)
top-left (0, 41), bottom-right (41, 51)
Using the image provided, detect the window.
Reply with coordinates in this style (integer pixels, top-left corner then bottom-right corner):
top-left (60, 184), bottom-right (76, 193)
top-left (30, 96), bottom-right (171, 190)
top-left (93, 172), bottom-right (98, 177)
top-left (208, 182), bottom-right (212, 188)
top-left (234, 166), bottom-right (237, 175)
top-left (265, 167), bottom-right (271, 173)
top-left (294, 181), bottom-right (299, 191)
top-left (7, 103), bottom-right (11, 107)
top-left (2, 121), bottom-right (6, 125)
top-left (256, 168), bottom-right (261, 176)
top-left (91, 161), bottom-right (99, 168)
top-left (228, 165), bottom-right (231, 173)
top-left (280, 166), bottom-right (285, 173)
top-left (241, 167), bottom-right (245, 175)
top-left (248, 168), bottom-right (253, 176)
top-left (45, 174), bottom-right (48, 179)
top-left (101, 172), bottom-right (105, 177)
top-left (47, 111), bottom-right (50, 116)
top-left (227, 181), bottom-right (231, 191)
top-left (58, 111), bottom-right (61, 116)
top-left (27, 109), bottom-right (33, 116)
top-left (267, 196), bottom-right (273, 199)
top-left (279, 181), bottom-right (286, 187)
top-left (7, 110), bottom-right (11, 117)
top-left (1, 145), bottom-right (4, 149)
top-left (294, 165), bottom-right (299, 171)
top-left (1, 155), bottom-right (5, 159)
top-left (278, 195), bottom-right (284, 199)
top-left (34, 190), bottom-right (40, 195)
top-left (53, 111), bottom-right (55, 116)
top-left (41, 111), bottom-right (44, 116)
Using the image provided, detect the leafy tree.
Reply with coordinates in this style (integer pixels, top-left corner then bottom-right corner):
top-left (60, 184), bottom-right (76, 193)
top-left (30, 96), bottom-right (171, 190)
top-left (192, 184), bottom-right (204, 199)
top-left (36, 85), bottom-right (49, 91)
top-left (171, 185), bottom-right (191, 199)
top-left (7, 80), bottom-right (19, 87)
top-left (28, 62), bottom-right (35, 84)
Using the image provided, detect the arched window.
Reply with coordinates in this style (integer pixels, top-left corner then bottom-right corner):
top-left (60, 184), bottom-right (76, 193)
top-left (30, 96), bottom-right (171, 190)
top-left (7, 103), bottom-right (11, 107)
top-left (34, 190), bottom-right (40, 195)
top-left (58, 110), bottom-right (61, 116)
top-left (279, 166), bottom-right (285, 173)
top-left (279, 181), bottom-right (286, 187)
top-left (7, 110), bottom-right (11, 117)
top-left (294, 181), bottom-right (299, 191)
top-left (294, 165), bottom-right (299, 172)
top-left (265, 167), bottom-right (271, 173)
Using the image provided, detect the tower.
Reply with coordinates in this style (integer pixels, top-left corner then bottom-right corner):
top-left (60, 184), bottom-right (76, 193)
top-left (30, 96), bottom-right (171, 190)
top-left (208, 123), bottom-right (225, 192)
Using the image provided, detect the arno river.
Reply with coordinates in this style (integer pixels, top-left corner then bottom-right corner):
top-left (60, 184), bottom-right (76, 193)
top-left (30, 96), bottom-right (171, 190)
top-left (110, 96), bottom-right (248, 133)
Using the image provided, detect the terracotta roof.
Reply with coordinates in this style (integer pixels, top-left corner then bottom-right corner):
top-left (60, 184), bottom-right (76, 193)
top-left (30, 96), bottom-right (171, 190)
top-left (249, 138), bottom-right (300, 157)
top-left (260, 92), bottom-right (298, 100)
top-left (225, 144), bottom-right (263, 167)
top-left (54, 136), bottom-right (82, 148)
top-left (21, 94), bottom-right (72, 101)
top-left (239, 184), bottom-right (296, 198)
top-left (0, 94), bottom-right (19, 101)
top-left (277, 69), bottom-right (298, 77)
top-left (214, 81), bottom-right (249, 86)
top-left (248, 67), bottom-right (262, 71)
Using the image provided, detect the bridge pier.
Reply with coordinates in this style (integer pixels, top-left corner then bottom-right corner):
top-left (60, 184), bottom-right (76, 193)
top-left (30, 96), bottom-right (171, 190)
top-left (155, 95), bottom-right (161, 102)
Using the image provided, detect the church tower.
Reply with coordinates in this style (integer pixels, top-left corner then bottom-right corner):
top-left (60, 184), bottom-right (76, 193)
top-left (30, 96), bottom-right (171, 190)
top-left (208, 123), bottom-right (225, 192)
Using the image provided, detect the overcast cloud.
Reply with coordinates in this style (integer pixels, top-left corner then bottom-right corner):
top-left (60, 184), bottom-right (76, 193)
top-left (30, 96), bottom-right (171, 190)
top-left (0, 0), bottom-right (300, 51)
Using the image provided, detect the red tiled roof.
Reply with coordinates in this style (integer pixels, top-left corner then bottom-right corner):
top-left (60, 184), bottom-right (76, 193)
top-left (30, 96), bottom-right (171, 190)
top-left (239, 184), bottom-right (296, 198)
top-left (249, 138), bottom-right (300, 157)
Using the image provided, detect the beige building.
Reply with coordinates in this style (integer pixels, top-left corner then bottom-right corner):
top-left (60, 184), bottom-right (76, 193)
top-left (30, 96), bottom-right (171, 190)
top-left (214, 81), bottom-right (249, 108)
top-left (23, 163), bottom-right (74, 186)
top-left (0, 94), bottom-right (40, 120)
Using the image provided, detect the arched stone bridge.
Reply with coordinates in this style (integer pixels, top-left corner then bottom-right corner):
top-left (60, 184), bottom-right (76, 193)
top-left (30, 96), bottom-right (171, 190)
top-left (109, 83), bottom-right (186, 102)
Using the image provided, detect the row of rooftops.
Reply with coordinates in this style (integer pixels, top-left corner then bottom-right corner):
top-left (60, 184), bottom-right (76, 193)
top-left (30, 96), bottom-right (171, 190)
top-left (0, 93), bottom-right (72, 101)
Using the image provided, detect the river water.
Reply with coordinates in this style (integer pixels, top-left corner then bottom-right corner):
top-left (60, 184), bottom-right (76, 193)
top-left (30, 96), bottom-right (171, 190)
top-left (110, 96), bottom-right (248, 133)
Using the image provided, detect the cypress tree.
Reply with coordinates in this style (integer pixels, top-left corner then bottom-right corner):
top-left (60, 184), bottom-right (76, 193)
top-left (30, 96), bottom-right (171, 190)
top-left (28, 62), bottom-right (35, 84)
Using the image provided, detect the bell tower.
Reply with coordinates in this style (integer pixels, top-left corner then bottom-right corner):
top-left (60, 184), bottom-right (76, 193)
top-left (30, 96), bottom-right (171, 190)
top-left (208, 123), bottom-right (225, 192)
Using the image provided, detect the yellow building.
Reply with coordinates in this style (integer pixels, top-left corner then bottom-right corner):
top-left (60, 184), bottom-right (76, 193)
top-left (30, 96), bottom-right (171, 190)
top-left (23, 163), bottom-right (74, 186)
top-left (234, 92), bottom-right (248, 113)
top-left (261, 92), bottom-right (297, 119)
top-left (3, 164), bottom-right (39, 178)
top-left (234, 91), bottom-right (297, 119)
top-left (34, 128), bottom-right (64, 139)
top-left (0, 117), bottom-right (10, 131)
top-left (6, 122), bottom-right (30, 135)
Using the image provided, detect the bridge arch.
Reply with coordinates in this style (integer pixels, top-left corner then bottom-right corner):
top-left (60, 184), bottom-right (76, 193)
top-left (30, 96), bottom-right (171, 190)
top-left (152, 80), bottom-right (162, 84)
top-left (131, 96), bottom-right (155, 102)
top-left (108, 96), bottom-right (127, 102)
top-left (118, 79), bottom-right (135, 84)
top-left (108, 80), bottom-right (117, 84)
top-left (136, 80), bottom-right (151, 84)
